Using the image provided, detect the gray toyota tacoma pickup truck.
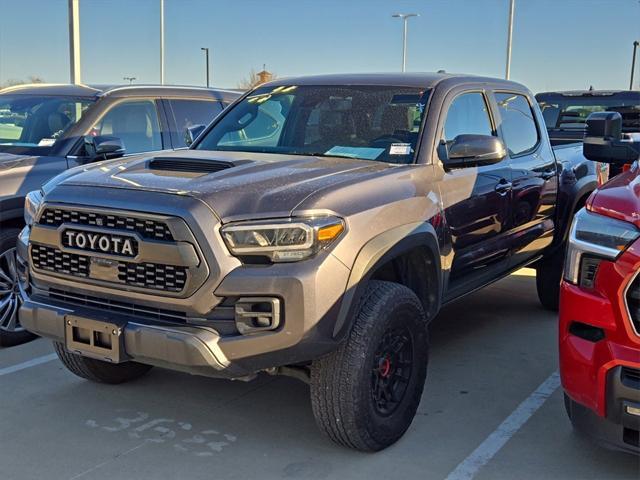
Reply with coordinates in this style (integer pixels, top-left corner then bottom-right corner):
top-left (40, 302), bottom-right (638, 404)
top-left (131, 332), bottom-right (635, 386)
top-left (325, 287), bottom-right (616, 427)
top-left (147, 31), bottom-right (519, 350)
top-left (16, 73), bottom-right (600, 451)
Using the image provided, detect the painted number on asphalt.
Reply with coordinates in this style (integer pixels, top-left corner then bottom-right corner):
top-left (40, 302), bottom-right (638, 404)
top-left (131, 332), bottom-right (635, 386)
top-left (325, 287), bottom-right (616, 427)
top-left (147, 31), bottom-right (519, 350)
top-left (86, 410), bottom-right (238, 456)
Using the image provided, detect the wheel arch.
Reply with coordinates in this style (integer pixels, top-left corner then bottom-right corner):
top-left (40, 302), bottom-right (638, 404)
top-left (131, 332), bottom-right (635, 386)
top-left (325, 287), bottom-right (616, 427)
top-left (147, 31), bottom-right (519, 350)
top-left (333, 222), bottom-right (442, 340)
top-left (0, 196), bottom-right (26, 232)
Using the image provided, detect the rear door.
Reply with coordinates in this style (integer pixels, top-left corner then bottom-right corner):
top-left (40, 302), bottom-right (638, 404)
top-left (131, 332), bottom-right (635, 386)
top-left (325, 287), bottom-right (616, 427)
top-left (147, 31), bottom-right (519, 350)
top-left (493, 91), bottom-right (558, 267)
top-left (438, 90), bottom-right (514, 299)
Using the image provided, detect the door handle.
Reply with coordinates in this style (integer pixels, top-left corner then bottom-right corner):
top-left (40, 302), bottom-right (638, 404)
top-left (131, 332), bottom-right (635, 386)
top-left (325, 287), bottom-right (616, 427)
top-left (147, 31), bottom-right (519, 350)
top-left (494, 180), bottom-right (513, 195)
top-left (541, 169), bottom-right (556, 180)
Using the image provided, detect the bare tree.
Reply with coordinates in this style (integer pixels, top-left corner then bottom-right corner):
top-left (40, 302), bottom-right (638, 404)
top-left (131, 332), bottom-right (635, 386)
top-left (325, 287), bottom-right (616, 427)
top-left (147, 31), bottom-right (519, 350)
top-left (238, 68), bottom-right (277, 90)
top-left (2, 76), bottom-right (45, 88)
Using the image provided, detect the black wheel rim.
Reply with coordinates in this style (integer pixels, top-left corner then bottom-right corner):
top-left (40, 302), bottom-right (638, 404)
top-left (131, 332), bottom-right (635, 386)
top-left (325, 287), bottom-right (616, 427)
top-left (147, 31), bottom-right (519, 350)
top-left (371, 326), bottom-right (414, 417)
top-left (0, 247), bottom-right (24, 333)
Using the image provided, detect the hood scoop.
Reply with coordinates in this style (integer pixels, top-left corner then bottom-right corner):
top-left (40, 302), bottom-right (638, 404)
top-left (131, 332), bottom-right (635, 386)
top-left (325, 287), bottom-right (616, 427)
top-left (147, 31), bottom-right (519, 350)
top-left (148, 157), bottom-right (235, 174)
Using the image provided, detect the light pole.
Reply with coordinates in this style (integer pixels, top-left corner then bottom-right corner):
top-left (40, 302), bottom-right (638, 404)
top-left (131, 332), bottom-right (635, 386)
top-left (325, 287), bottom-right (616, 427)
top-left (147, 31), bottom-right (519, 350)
top-left (505, 0), bottom-right (515, 80)
top-left (392, 13), bottom-right (419, 73)
top-left (631, 40), bottom-right (639, 90)
top-left (201, 47), bottom-right (210, 88)
top-left (123, 76), bottom-right (136, 85)
top-left (68, 0), bottom-right (81, 84)
top-left (160, 0), bottom-right (165, 84)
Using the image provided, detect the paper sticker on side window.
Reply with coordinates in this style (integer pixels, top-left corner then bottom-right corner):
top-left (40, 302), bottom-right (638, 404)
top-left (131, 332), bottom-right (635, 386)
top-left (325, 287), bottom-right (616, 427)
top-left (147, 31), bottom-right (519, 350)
top-left (389, 143), bottom-right (412, 155)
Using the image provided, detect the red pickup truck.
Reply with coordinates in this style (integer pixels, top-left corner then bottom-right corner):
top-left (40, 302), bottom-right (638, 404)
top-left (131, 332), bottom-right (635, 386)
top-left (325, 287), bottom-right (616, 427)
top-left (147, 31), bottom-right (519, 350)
top-left (560, 112), bottom-right (640, 454)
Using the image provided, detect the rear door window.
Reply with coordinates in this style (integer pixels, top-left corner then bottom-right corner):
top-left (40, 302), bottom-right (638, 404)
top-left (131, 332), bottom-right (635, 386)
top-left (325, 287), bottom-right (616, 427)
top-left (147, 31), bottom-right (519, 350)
top-left (168, 99), bottom-right (223, 147)
top-left (495, 93), bottom-right (539, 156)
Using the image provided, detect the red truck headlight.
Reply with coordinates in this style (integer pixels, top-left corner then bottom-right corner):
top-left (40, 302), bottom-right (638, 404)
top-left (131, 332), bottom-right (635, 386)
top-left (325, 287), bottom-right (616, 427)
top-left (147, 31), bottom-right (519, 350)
top-left (564, 208), bottom-right (640, 288)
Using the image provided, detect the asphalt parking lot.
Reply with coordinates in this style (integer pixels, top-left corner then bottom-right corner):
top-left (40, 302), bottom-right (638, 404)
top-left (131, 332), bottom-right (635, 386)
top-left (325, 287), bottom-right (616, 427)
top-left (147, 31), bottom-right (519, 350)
top-left (1, 269), bottom-right (638, 480)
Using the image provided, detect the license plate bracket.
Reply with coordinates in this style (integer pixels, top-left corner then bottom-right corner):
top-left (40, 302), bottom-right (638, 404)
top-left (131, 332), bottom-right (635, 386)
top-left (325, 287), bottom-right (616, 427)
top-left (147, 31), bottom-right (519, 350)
top-left (64, 315), bottom-right (126, 363)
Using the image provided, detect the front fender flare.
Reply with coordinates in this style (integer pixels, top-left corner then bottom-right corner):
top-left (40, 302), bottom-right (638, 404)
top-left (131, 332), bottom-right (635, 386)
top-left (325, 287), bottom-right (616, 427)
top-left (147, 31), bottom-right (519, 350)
top-left (332, 222), bottom-right (441, 339)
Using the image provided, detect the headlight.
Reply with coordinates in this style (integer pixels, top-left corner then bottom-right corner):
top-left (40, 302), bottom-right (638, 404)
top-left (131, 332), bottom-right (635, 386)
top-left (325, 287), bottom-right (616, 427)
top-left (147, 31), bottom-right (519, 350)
top-left (564, 208), bottom-right (640, 287)
top-left (23, 190), bottom-right (43, 226)
top-left (221, 216), bottom-right (345, 263)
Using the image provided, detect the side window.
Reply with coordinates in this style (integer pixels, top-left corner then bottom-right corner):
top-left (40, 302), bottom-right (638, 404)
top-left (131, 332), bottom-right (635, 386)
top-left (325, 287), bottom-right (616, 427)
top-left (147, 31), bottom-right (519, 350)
top-left (91, 99), bottom-right (162, 154)
top-left (169, 99), bottom-right (223, 147)
top-left (443, 92), bottom-right (494, 143)
top-left (495, 93), bottom-right (539, 156)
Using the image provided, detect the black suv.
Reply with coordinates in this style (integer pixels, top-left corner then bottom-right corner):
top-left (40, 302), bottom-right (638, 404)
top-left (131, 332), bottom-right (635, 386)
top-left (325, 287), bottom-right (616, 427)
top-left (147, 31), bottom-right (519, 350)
top-left (0, 83), bottom-right (239, 345)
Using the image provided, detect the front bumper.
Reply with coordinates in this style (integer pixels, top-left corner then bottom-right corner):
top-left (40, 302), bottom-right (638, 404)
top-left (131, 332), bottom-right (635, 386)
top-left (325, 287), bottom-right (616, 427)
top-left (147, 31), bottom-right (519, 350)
top-left (565, 367), bottom-right (640, 455)
top-left (559, 240), bottom-right (640, 453)
top-left (17, 192), bottom-right (352, 378)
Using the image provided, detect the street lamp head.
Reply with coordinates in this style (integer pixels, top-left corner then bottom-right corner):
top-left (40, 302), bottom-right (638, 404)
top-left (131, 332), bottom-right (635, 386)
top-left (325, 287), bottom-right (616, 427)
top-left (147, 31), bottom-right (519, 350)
top-left (201, 47), bottom-right (209, 52)
top-left (392, 13), bottom-right (419, 19)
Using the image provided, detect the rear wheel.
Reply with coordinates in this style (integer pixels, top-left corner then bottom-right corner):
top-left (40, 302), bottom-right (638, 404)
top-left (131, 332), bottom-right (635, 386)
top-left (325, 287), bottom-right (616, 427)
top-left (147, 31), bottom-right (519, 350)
top-left (310, 280), bottom-right (429, 451)
top-left (0, 228), bottom-right (37, 347)
top-left (53, 341), bottom-right (152, 384)
top-left (536, 246), bottom-right (565, 311)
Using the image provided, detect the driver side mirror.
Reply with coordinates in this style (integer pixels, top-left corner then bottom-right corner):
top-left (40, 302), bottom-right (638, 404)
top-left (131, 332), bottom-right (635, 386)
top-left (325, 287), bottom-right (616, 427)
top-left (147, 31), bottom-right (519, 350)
top-left (441, 134), bottom-right (507, 169)
top-left (583, 112), bottom-right (640, 164)
top-left (83, 135), bottom-right (126, 161)
top-left (184, 124), bottom-right (206, 147)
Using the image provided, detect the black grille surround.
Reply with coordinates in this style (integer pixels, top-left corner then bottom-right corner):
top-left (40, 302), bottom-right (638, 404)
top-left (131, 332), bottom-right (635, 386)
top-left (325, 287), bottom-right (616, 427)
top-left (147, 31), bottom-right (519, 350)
top-left (625, 273), bottom-right (640, 335)
top-left (39, 208), bottom-right (174, 241)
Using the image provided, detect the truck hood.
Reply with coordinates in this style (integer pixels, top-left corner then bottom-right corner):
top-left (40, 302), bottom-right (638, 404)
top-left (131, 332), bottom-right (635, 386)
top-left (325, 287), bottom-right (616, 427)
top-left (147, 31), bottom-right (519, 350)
top-left (588, 165), bottom-right (640, 228)
top-left (55, 150), bottom-right (395, 220)
top-left (0, 151), bottom-right (36, 170)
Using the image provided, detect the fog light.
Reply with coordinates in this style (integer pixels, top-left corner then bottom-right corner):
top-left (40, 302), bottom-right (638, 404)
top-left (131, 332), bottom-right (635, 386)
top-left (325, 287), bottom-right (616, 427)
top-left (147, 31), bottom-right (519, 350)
top-left (234, 298), bottom-right (281, 335)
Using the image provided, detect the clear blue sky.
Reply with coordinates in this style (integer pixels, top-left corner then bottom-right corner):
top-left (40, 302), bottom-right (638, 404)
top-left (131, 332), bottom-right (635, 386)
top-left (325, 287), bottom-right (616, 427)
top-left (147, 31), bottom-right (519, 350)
top-left (0, 0), bottom-right (638, 92)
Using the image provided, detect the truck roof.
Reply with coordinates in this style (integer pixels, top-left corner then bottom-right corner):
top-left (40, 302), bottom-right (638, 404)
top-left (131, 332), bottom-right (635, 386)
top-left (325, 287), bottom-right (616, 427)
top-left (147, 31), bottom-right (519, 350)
top-left (0, 83), bottom-right (241, 102)
top-left (536, 90), bottom-right (640, 99)
top-left (261, 72), bottom-right (527, 90)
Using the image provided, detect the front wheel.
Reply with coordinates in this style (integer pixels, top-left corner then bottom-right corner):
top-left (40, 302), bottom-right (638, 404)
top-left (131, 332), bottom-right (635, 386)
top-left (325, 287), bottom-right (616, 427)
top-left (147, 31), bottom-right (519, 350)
top-left (0, 228), bottom-right (37, 347)
top-left (310, 280), bottom-right (429, 451)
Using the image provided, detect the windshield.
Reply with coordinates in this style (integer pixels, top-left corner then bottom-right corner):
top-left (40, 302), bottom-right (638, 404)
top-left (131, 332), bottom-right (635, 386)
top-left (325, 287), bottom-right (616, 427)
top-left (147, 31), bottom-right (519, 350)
top-left (537, 94), bottom-right (640, 133)
top-left (196, 85), bottom-right (430, 164)
top-left (0, 94), bottom-right (95, 155)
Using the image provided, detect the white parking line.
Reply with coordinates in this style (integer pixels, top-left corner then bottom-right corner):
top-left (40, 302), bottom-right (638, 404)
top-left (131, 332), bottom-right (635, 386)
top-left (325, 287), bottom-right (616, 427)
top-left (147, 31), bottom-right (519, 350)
top-left (445, 371), bottom-right (561, 480)
top-left (0, 353), bottom-right (57, 376)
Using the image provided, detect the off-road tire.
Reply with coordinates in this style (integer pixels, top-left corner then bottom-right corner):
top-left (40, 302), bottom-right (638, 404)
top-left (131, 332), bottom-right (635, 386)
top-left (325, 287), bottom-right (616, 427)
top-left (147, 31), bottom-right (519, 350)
top-left (310, 280), bottom-right (429, 451)
top-left (536, 246), bottom-right (565, 311)
top-left (53, 341), bottom-right (152, 384)
top-left (0, 228), bottom-right (37, 347)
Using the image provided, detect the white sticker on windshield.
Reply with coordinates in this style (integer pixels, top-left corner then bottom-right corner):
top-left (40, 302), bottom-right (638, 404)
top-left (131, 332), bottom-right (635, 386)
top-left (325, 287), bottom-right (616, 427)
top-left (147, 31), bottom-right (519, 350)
top-left (38, 138), bottom-right (56, 146)
top-left (389, 143), bottom-right (412, 155)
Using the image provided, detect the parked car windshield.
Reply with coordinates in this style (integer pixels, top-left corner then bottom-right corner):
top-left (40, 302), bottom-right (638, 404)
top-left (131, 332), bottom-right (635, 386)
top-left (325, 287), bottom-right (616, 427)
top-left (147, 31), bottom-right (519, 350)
top-left (0, 94), bottom-right (95, 155)
top-left (196, 85), bottom-right (431, 164)
top-left (537, 94), bottom-right (640, 134)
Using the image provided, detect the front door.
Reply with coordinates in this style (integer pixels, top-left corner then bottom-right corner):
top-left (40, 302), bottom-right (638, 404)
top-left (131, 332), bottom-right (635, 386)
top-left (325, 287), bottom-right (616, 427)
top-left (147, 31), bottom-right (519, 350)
top-left (438, 91), bottom-right (513, 300)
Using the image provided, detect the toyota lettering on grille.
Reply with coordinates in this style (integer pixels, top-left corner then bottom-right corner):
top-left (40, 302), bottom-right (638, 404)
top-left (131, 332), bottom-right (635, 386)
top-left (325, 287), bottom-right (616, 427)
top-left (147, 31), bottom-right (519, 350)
top-left (62, 229), bottom-right (138, 257)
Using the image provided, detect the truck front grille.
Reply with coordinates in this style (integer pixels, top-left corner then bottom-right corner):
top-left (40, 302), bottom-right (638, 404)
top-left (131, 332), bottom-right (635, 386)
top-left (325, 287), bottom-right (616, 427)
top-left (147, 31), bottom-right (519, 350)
top-left (31, 245), bottom-right (187, 292)
top-left (626, 274), bottom-right (640, 335)
top-left (118, 263), bottom-right (187, 292)
top-left (39, 208), bottom-right (174, 241)
top-left (31, 244), bottom-right (90, 277)
top-left (47, 288), bottom-right (187, 323)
